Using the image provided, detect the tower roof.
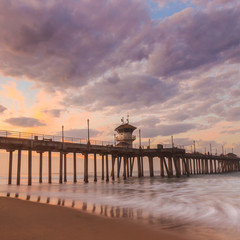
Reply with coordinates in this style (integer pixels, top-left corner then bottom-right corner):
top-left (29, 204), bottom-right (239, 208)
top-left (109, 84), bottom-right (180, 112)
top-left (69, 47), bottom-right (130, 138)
top-left (115, 123), bottom-right (137, 131)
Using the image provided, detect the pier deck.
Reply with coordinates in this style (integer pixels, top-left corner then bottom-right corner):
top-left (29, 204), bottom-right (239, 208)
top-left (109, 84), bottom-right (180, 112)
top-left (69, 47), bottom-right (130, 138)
top-left (0, 133), bottom-right (239, 185)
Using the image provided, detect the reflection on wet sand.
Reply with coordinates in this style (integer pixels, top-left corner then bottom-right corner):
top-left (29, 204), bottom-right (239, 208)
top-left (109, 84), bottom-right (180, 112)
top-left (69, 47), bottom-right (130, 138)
top-left (5, 192), bottom-right (145, 222)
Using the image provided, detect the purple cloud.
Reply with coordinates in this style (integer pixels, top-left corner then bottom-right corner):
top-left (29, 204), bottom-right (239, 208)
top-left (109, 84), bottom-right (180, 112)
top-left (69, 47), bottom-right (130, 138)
top-left (44, 109), bottom-right (64, 118)
top-left (5, 117), bottom-right (45, 127)
top-left (64, 74), bottom-right (178, 110)
top-left (0, 105), bottom-right (7, 113)
top-left (148, 7), bottom-right (240, 77)
top-left (57, 128), bottom-right (101, 139)
top-left (0, 0), bottom-right (152, 88)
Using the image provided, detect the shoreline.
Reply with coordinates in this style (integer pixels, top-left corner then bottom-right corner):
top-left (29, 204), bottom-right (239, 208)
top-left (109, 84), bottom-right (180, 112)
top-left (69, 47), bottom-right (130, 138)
top-left (0, 196), bottom-right (190, 240)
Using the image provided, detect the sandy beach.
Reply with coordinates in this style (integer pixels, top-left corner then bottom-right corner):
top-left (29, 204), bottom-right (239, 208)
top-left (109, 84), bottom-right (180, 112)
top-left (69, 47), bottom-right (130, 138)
top-left (0, 197), bottom-right (191, 240)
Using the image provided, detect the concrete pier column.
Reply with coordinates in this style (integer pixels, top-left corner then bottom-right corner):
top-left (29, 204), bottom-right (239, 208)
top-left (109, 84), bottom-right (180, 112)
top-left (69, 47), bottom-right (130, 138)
top-left (193, 158), bottom-right (196, 174)
top-left (84, 153), bottom-right (89, 183)
top-left (149, 157), bottom-right (154, 177)
top-left (17, 149), bottom-right (21, 185)
top-left (141, 156), bottom-right (144, 177)
top-left (210, 159), bottom-right (213, 174)
top-left (214, 160), bottom-right (217, 173)
top-left (198, 159), bottom-right (201, 174)
top-left (123, 156), bottom-right (127, 180)
top-left (117, 157), bottom-right (121, 178)
top-left (106, 154), bottom-right (109, 182)
top-left (183, 157), bottom-right (190, 176)
top-left (173, 157), bottom-right (180, 178)
top-left (8, 150), bottom-right (14, 185)
top-left (111, 155), bottom-right (115, 181)
top-left (163, 157), bottom-right (170, 178)
top-left (205, 159), bottom-right (209, 174)
top-left (73, 152), bottom-right (77, 183)
top-left (94, 153), bottom-right (97, 182)
top-left (59, 152), bottom-right (63, 184)
top-left (48, 151), bottom-right (52, 184)
top-left (168, 157), bottom-right (173, 176)
top-left (102, 155), bottom-right (104, 180)
top-left (189, 159), bottom-right (192, 174)
top-left (130, 157), bottom-right (135, 177)
top-left (64, 153), bottom-right (67, 182)
top-left (137, 156), bottom-right (141, 177)
top-left (126, 157), bottom-right (130, 178)
top-left (28, 150), bottom-right (32, 186)
top-left (160, 157), bottom-right (164, 177)
top-left (201, 159), bottom-right (204, 174)
top-left (39, 152), bottom-right (43, 183)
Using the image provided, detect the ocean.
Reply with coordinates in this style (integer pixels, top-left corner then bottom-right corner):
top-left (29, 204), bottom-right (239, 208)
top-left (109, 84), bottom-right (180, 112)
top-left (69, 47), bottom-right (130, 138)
top-left (0, 153), bottom-right (240, 240)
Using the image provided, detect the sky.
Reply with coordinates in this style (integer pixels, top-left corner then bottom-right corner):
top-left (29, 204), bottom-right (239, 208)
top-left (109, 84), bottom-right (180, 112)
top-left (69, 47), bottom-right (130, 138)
top-left (0, 0), bottom-right (240, 154)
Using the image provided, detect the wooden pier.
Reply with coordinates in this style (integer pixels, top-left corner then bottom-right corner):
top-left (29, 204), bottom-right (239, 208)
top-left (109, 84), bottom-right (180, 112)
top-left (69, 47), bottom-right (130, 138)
top-left (1, 131), bottom-right (240, 185)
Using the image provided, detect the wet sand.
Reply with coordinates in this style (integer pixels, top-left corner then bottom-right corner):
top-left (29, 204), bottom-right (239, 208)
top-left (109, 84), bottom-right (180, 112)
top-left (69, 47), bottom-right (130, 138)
top-left (0, 196), bottom-right (191, 240)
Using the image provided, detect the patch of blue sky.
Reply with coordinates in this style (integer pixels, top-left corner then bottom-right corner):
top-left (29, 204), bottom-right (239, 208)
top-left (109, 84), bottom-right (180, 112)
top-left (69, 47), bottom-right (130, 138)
top-left (146, 0), bottom-right (197, 20)
top-left (16, 79), bottom-right (39, 109)
top-left (0, 75), bottom-right (12, 90)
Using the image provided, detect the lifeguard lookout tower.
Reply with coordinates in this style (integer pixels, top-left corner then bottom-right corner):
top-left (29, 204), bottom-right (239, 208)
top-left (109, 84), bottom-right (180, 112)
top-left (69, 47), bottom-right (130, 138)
top-left (115, 117), bottom-right (136, 148)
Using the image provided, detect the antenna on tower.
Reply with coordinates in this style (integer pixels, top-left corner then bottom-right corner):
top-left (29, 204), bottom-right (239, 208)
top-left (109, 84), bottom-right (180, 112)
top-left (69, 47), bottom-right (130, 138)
top-left (126, 113), bottom-right (129, 123)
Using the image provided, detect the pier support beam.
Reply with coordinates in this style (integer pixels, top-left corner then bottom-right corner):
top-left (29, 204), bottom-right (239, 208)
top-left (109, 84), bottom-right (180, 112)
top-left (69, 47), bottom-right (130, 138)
top-left (64, 153), bottom-right (67, 182)
top-left (84, 153), bottom-right (89, 183)
top-left (141, 156), bottom-right (144, 177)
top-left (123, 156), bottom-right (127, 180)
top-left (168, 157), bottom-right (173, 177)
top-left (126, 157), bottom-right (130, 178)
top-left (160, 157), bottom-right (164, 177)
top-left (102, 155), bottom-right (104, 180)
top-left (39, 152), bottom-right (43, 183)
top-left (106, 154), bottom-right (109, 182)
top-left (137, 156), bottom-right (141, 177)
top-left (149, 156), bottom-right (154, 177)
top-left (182, 157), bottom-right (190, 177)
top-left (8, 150), bottom-right (14, 185)
top-left (94, 153), bottom-right (97, 182)
top-left (48, 151), bottom-right (52, 184)
top-left (73, 152), bottom-right (77, 183)
top-left (173, 156), bottom-right (180, 178)
top-left (163, 157), bottom-right (170, 178)
top-left (117, 157), bottom-right (121, 178)
top-left (17, 149), bottom-right (21, 185)
top-left (28, 150), bottom-right (32, 186)
top-left (59, 152), bottom-right (63, 184)
top-left (130, 157), bottom-right (135, 177)
top-left (111, 155), bottom-right (115, 181)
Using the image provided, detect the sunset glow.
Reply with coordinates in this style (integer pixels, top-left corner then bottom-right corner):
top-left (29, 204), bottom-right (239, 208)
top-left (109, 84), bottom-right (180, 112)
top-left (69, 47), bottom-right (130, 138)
top-left (0, 0), bottom-right (240, 154)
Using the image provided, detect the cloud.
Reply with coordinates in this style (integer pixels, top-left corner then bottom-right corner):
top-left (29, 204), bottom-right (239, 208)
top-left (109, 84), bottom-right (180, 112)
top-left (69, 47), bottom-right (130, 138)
top-left (44, 109), bottom-right (63, 117)
top-left (0, 0), bottom-right (152, 88)
top-left (5, 117), bottom-right (45, 127)
top-left (0, 105), bottom-right (7, 113)
top-left (141, 123), bottom-right (196, 137)
top-left (64, 74), bottom-right (178, 110)
top-left (57, 128), bottom-right (101, 139)
top-left (226, 107), bottom-right (240, 122)
top-left (148, 7), bottom-right (240, 77)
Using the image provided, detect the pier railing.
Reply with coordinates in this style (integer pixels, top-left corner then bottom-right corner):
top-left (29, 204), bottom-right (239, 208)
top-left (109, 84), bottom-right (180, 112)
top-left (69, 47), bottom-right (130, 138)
top-left (0, 129), bottom-right (185, 150)
top-left (0, 130), bottom-right (114, 146)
